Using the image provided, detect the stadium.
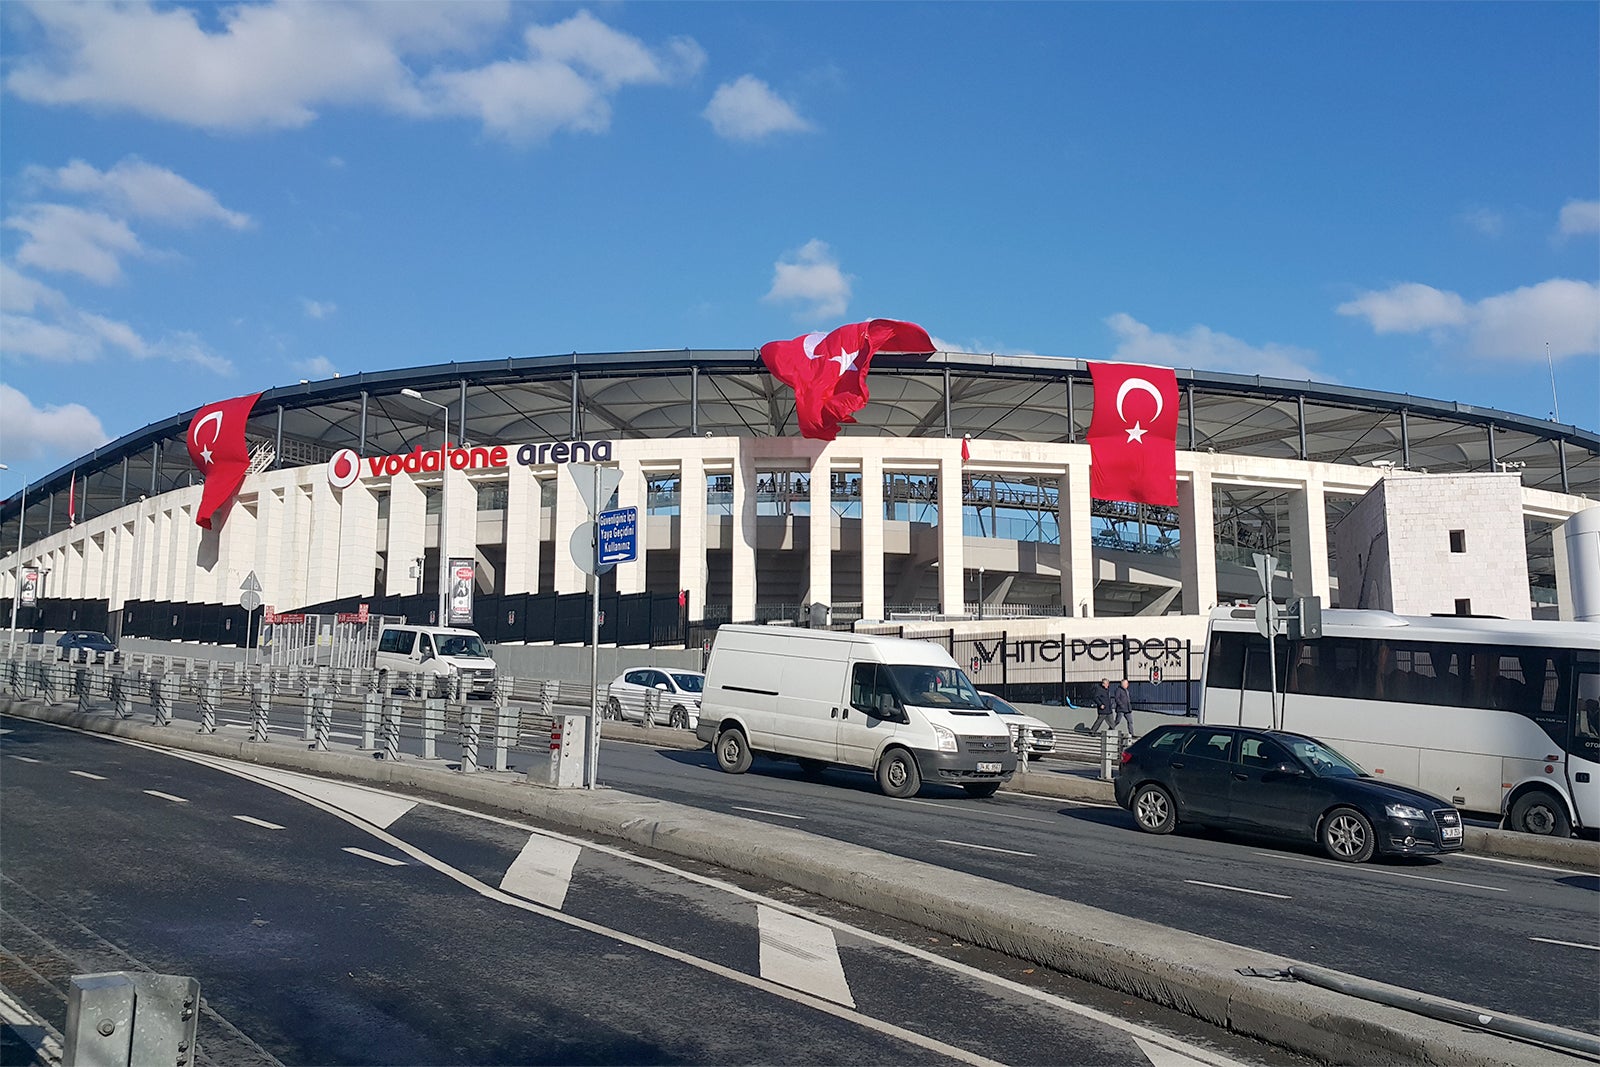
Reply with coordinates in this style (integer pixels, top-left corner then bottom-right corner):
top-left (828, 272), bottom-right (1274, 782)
top-left (1, 347), bottom-right (1595, 700)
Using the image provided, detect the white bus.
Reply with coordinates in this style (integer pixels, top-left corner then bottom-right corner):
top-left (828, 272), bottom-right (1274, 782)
top-left (1199, 607), bottom-right (1600, 837)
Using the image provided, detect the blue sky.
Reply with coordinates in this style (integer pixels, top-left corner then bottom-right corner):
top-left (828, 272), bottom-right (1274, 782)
top-left (2, 1), bottom-right (1597, 495)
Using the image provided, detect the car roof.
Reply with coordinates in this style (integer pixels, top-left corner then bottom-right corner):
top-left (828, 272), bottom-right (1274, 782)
top-left (1150, 723), bottom-right (1321, 744)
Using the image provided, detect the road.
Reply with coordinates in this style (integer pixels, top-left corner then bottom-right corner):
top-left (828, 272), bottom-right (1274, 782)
top-left (592, 738), bottom-right (1600, 1036)
top-left (0, 716), bottom-right (1305, 1067)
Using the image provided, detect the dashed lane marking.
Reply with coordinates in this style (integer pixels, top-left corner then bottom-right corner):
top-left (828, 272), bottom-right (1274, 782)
top-left (343, 846), bottom-right (406, 866)
top-left (1183, 879), bottom-right (1290, 900)
top-left (898, 796), bottom-right (1057, 822)
top-left (758, 904), bottom-right (855, 1007)
top-left (500, 834), bottom-right (581, 909)
top-left (234, 815), bottom-right (286, 830)
top-left (937, 840), bottom-right (1037, 857)
top-left (70, 770), bottom-right (107, 780)
top-left (143, 790), bottom-right (189, 804)
top-left (1529, 936), bottom-right (1600, 951)
top-left (733, 806), bottom-right (807, 820)
top-left (7, 755), bottom-right (40, 763)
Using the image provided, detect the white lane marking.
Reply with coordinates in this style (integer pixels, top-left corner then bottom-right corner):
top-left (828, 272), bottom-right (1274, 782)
top-left (1135, 1034), bottom-right (1226, 1067)
top-left (343, 846), bottom-right (406, 866)
top-left (1529, 936), bottom-right (1600, 951)
top-left (733, 806), bottom-right (807, 820)
top-left (215, 763), bottom-right (417, 828)
top-left (0, 728), bottom-right (12, 734)
top-left (1249, 851), bottom-right (1506, 893)
top-left (70, 770), bottom-right (108, 780)
top-left (83, 733), bottom-right (1245, 1067)
top-left (0, 983), bottom-right (63, 1066)
top-left (897, 796), bottom-right (1057, 823)
top-left (758, 903), bottom-right (855, 1007)
top-left (8, 755), bottom-right (40, 763)
top-left (500, 834), bottom-right (582, 909)
top-left (233, 815), bottom-right (286, 830)
top-left (937, 839), bottom-right (1037, 858)
top-left (1184, 879), bottom-right (1290, 900)
top-left (144, 790), bottom-right (188, 804)
top-left (1459, 853), bottom-right (1592, 875)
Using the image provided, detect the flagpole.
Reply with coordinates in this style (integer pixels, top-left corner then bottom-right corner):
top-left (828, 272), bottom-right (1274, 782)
top-left (7, 478), bottom-right (23, 654)
top-left (1546, 342), bottom-right (1561, 423)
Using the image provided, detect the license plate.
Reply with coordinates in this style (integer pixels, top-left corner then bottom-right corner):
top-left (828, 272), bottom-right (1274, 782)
top-left (977, 761), bottom-right (1002, 773)
top-left (1442, 825), bottom-right (1462, 840)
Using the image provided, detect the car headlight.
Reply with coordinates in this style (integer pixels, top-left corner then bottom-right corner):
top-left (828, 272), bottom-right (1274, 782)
top-left (931, 723), bottom-right (958, 753)
top-left (1385, 803), bottom-right (1427, 820)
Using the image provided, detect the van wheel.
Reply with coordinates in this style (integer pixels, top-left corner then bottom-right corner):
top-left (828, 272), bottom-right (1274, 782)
top-left (1508, 790), bottom-right (1571, 837)
top-left (876, 749), bottom-right (922, 799)
top-left (715, 728), bottom-right (752, 774)
top-left (375, 670), bottom-right (388, 693)
top-left (962, 782), bottom-right (1000, 798)
top-left (670, 706), bottom-right (689, 730)
top-left (1321, 807), bottom-right (1376, 862)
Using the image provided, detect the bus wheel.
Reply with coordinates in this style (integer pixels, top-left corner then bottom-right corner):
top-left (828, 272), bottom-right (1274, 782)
top-left (1508, 790), bottom-right (1571, 837)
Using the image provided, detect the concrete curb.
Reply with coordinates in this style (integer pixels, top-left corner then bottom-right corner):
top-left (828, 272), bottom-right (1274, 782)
top-left (6, 699), bottom-right (1595, 1066)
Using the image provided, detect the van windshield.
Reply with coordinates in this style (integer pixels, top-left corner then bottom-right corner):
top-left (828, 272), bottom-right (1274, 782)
top-left (435, 634), bottom-right (489, 658)
top-left (886, 665), bottom-right (988, 711)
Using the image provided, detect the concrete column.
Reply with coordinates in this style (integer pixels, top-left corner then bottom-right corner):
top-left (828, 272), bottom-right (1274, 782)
top-left (552, 465), bottom-right (586, 595)
top-left (616, 459), bottom-right (647, 595)
top-left (255, 486), bottom-right (288, 611)
top-left (83, 533), bottom-right (104, 603)
top-left (218, 499), bottom-right (258, 610)
top-left (304, 477), bottom-right (340, 606)
top-left (1058, 461), bottom-right (1095, 617)
top-left (131, 503), bottom-right (157, 603)
top-left (937, 450), bottom-right (964, 614)
top-left (503, 465), bottom-right (540, 595)
top-left (861, 453), bottom-right (885, 621)
top-left (174, 500), bottom-right (199, 605)
top-left (109, 520), bottom-right (135, 612)
top-left (442, 464), bottom-right (475, 587)
top-left (1289, 475), bottom-right (1331, 601)
top-left (336, 479), bottom-right (379, 599)
top-left (731, 447), bottom-right (758, 622)
top-left (385, 474), bottom-right (426, 598)
top-left (1179, 469), bottom-right (1218, 615)
top-left (806, 453), bottom-right (832, 617)
top-left (678, 456), bottom-right (706, 621)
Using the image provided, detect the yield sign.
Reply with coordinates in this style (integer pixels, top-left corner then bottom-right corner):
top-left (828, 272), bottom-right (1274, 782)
top-left (240, 571), bottom-right (263, 595)
top-left (567, 462), bottom-right (622, 518)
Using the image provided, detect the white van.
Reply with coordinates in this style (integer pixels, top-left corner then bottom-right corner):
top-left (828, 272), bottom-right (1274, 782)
top-left (373, 624), bottom-right (497, 697)
top-left (693, 626), bottom-right (1017, 798)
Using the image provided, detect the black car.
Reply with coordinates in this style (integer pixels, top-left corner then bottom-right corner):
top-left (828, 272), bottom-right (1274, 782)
top-left (1113, 724), bottom-right (1463, 862)
top-left (56, 630), bottom-right (119, 663)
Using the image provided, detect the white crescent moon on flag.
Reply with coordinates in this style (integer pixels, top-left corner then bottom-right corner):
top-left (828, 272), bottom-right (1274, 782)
top-left (1115, 378), bottom-right (1164, 423)
top-left (192, 410), bottom-right (224, 447)
top-left (802, 333), bottom-right (826, 360)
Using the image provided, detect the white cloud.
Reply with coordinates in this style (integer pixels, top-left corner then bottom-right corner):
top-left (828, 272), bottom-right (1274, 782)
top-left (1558, 199), bottom-right (1600, 236)
top-left (301, 298), bottom-right (337, 320)
top-left (763, 239), bottom-right (852, 321)
top-left (1338, 278), bottom-right (1599, 362)
top-left (5, 204), bottom-right (141, 284)
top-left (31, 158), bottom-right (252, 229)
top-left (1104, 313), bottom-right (1327, 381)
top-left (4, 3), bottom-right (703, 143)
top-left (0, 383), bottom-right (110, 465)
top-left (704, 75), bottom-right (812, 141)
top-left (1460, 207), bottom-right (1503, 238)
top-left (295, 356), bottom-right (338, 379)
top-left (0, 263), bottom-right (65, 314)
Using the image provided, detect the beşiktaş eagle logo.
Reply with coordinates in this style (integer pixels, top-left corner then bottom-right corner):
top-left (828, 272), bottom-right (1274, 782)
top-left (327, 448), bottom-right (362, 489)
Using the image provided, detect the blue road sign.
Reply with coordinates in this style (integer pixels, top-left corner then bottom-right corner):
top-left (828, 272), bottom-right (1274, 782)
top-left (598, 506), bottom-right (638, 565)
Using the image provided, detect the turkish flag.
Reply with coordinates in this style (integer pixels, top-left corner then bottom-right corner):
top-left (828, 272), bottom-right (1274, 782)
top-left (186, 392), bottom-right (262, 528)
top-left (760, 319), bottom-right (934, 440)
top-left (1087, 362), bottom-right (1179, 506)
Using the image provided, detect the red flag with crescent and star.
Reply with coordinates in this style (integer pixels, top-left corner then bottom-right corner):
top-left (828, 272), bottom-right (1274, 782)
top-left (1087, 362), bottom-right (1179, 506)
top-left (760, 319), bottom-right (935, 441)
top-left (185, 392), bottom-right (262, 528)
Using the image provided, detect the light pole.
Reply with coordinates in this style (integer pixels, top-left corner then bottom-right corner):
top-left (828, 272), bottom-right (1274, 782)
top-left (401, 389), bottom-right (450, 625)
top-left (2, 464), bottom-right (21, 653)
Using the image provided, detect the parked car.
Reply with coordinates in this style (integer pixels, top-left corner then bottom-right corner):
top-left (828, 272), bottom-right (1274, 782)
top-left (978, 692), bottom-right (1056, 760)
top-left (56, 631), bottom-right (119, 663)
top-left (606, 668), bottom-right (704, 729)
top-left (1113, 724), bottom-right (1463, 863)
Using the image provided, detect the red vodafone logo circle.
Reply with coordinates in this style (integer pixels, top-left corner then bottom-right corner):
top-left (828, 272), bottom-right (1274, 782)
top-left (327, 448), bottom-right (361, 489)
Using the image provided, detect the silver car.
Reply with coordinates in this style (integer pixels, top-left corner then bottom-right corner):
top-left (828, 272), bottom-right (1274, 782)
top-left (605, 668), bottom-right (704, 729)
top-left (979, 692), bottom-right (1056, 760)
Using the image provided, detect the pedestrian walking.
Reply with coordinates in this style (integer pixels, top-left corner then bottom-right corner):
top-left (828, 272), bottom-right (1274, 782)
top-left (1112, 678), bottom-right (1136, 737)
top-left (1088, 678), bottom-right (1116, 733)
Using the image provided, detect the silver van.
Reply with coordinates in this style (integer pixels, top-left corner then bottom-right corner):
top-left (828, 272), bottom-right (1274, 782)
top-left (373, 624), bottom-right (496, 697)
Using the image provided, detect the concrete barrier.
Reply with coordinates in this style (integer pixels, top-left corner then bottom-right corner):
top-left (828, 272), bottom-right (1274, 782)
top-left (4, 698), bottom-right (1596, 1066)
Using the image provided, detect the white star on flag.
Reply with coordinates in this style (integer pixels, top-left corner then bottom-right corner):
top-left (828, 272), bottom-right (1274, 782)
top-left (1125, 422), bottom-right (1148, 444)
top-left (831, 348), bottom-right (859, 376)
top-left (200, 446), bottom-right (214, 465)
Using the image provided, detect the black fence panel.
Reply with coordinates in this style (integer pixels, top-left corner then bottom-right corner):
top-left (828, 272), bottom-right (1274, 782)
top-left (553, 593), bottom-right (589, 644)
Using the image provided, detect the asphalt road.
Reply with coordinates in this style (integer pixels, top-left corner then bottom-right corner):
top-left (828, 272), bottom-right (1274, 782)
top-left (591, 738), bottom-right (1600, 1036)
top-left (0, 717), bottom-right (1308, 1067)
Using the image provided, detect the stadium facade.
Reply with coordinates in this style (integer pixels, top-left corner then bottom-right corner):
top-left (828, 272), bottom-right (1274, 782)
top-left (2, 350), bottom-right (1596, 666)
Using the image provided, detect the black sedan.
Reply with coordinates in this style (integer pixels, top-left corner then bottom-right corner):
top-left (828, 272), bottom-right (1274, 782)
top-left (55, 630), bottom-right (119, 663)
top-left (1113, 724), bottom-right (1463, 862)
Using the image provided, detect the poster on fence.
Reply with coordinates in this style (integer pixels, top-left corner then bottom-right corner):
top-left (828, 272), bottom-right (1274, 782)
top-left (448, 558), bottom-right (475, 626)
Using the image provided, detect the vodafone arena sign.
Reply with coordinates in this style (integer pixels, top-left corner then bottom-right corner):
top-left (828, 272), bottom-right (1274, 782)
top-left (326, 439), bottom-right (615, 487)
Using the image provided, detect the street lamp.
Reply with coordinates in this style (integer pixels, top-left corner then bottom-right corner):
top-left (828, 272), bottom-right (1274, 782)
top-left (1, 464), bottom-right (20, 653)
top-left (401, 389), bottom-right (450, 625)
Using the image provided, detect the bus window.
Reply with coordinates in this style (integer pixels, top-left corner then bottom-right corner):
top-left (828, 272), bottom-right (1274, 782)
top-left (1206, 631), bottom-right (1246, 690)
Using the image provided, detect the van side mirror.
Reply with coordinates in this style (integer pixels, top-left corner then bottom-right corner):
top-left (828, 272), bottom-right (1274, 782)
top-left (875, 693), bottom-right (903, 722)
top-left (420, 649), bottom-right (434, 662)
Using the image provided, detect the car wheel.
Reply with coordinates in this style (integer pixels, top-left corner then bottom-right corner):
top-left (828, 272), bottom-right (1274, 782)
top-left (376, 670), bottom-right (388, 693)
top-left (1131, 784), bottom-right (1177, 834)
top-left (1508, 790), bottom-right (1571, 837)
top-left (605, 697), bottom-right (621, 721)
top-left (876, 748), bottom-right (922, 799)
top-left (962, 782), bottom-right (1000, 798)
top-left (795, 757), bottom-right (826, 777)
top-left (715, 727), bottom-right (752, 774)
top-left (670, 706), bottom-right (688, 730)
top-left (1322, 807), bottom-right (1376, 863)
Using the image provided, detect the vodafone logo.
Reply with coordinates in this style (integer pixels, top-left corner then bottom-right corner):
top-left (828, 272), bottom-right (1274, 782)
top-left (327, 448), bottom-right (362, 489)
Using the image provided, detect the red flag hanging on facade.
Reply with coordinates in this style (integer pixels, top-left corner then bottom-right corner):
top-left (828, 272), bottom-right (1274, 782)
top-left (1086, 362), bottom-right (1180, 506)
top-left (185, 391), bottom-right (262, 529)
top-left (760, 319), bottom-right (934, 441)
top-left (961, 434), bottom-right (971, 462)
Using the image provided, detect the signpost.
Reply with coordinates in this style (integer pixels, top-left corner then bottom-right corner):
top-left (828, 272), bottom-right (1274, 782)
top-left (568, 463), bottom-right (623, 789)
top-left (1252, 553), bottom-right (1281, 730)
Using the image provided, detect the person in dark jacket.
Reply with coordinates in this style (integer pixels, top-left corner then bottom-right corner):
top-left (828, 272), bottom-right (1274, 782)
top-left (1111, 678), bottom-right (1136, 737)
top-left (1088, 678), bottom-right (1115, 733)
